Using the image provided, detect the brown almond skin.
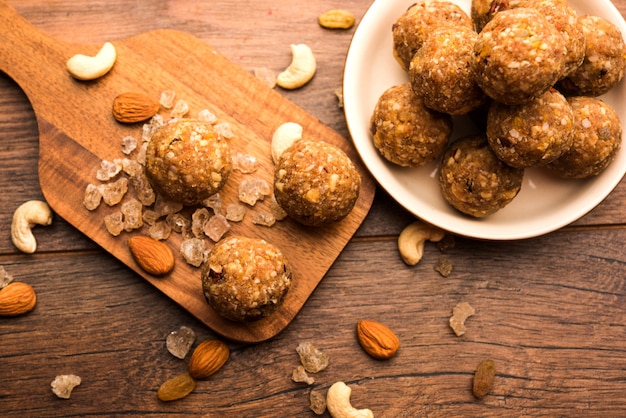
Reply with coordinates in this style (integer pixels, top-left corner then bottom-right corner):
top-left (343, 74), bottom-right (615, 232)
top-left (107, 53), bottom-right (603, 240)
top-left (157, 372), bottom-right (196, 402)
top-left (112, 92), bottom-right (160, 123)
top-left (0, 282), bottom-right (37, 316)
top-left (188, 339), bottom-right (230, 380)
top-left (473, 359), bottom-right (496, 399)
top-left (128, 236), bottom-right (175, 276)
top-left (356, 320), bottom-right (400, 360)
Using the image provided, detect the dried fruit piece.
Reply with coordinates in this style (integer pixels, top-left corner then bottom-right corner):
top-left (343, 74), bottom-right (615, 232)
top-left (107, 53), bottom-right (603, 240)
top-left (449, 301), bottom-right (475, 337)
top-left (296, 342), bottom-right (329, 373)
top-left (187, 339), bottom-right (230, 380)
top-left (356, 320), bottom-right (400, 360)
top-left (51, 374), bottom-right (81, 399)
top-left (318, 9), bottom-right (356, 29)
top-left (128, 236), bottom-right (175, 276)
top-left (157, 372), bottom-right (196, 402)
top-left (0, 282), bottom-right (36, 316)
top-left (473, 359), bottom-right (496, 399)
top-left (112, 92), bottom-right (160, 123)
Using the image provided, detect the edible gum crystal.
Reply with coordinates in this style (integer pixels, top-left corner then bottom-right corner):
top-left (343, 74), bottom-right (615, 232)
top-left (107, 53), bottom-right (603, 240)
top-left (0, 266), bottom-right (14, 289)
top-left (166, 326), bottom-right (196, 359)
top-left (225, 203), bottom-right (246, 222)
top-left (296, 342), bottom-right (329, 373)
top-left (204, 214), bottom-right (231, 242)
top-left (232, 152), bottom-right (259, 174)
top-left (180, 238), bottom-right (206, 267)
top-left (291, 365), bottom-right (315, 385)
top-left (121, 135), bottom-right (138, 155)
top-left (100, 177), bottom-right (128, 206)
top-left (50, 374), bottom-right (81, 399)
top-left (203, 193), bottom-right (222, 215)
top-left (191, 208), bottom-right (212, 239)
top-left (238, 178), bottom-right (271, 206)
top-left (149, 221), bottom-right (172, 241)
top-left (83, 183), bottom-right (102, 211)
top-left (252, 211), bottom-right (276, 227)
top-left (96, 159), bottom-right (122, 181)
top-left (121, 198), bottom-right (143, 232)
top-left (104, 212), bottom-right (124, 236)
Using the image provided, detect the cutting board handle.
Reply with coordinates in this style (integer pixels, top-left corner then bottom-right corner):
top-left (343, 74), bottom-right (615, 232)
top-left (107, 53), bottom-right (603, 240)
top-left (0, 1), bottom-right (72, 97)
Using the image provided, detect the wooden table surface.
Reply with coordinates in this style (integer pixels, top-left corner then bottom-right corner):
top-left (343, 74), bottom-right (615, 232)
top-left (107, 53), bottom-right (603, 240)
top-left (1, 0), bottom-right (626, 416)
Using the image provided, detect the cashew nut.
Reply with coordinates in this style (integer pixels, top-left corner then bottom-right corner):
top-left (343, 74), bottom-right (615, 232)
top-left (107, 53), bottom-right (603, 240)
top-left (398, 221), bottom-right (446, 266)
top-left (11, 200), bottom-right (53, 254)
top-left (276, 44), bottom-right (316, 89)
top-left (327, 382), bottom-right (373, 418)
top-left (271, 122), bottom-right (303, 164)
top-left (66, 42), bottom-right (117, 80)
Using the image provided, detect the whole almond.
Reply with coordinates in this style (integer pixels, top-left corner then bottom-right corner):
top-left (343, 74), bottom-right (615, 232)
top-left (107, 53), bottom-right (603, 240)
top-left (128, 236), bottom-right (175, 276)
top-left (0, 281), bottom-right (37, 316)
top-left (112, 92), bottom-right (160, 123)
top-left (188, 339), bottom-right (230, 380)
top-left (356, 320), bottom-right (400, 360)
top-left (157, 372), bottom-right (196, 402)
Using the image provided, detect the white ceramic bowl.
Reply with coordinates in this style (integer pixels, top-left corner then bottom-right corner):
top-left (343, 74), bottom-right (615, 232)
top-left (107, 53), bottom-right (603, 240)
top-left (344, 0), bottom-right (626, 240)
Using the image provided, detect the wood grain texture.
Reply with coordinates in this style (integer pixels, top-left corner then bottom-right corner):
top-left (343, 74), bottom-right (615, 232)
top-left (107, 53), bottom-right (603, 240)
top-left (0, 0), bottom-right (625, 416)
top-left (0, 1), bottom-right (376, 342)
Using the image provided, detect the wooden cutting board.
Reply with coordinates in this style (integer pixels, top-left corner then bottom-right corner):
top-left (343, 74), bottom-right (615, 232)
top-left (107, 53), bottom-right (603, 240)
top-left (0, 1), bottom-right (376, 343)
